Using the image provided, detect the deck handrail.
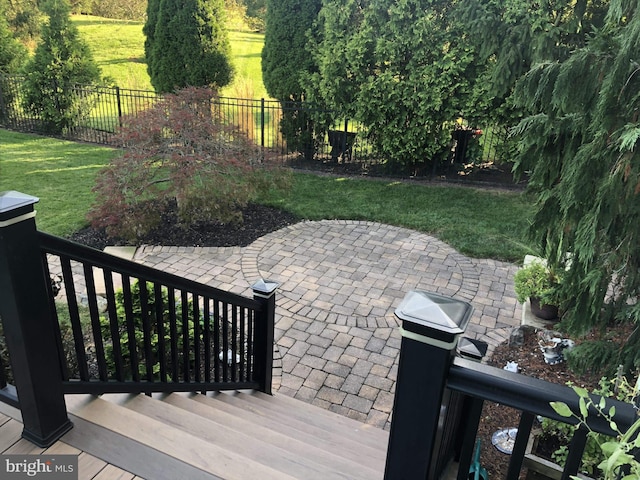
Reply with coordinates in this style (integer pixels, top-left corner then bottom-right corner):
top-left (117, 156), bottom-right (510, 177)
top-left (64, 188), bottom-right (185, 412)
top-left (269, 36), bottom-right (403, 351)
top-left (0, 192), bottom-right (277, 446)
top-left (38, 232), bottom-right (273, 396)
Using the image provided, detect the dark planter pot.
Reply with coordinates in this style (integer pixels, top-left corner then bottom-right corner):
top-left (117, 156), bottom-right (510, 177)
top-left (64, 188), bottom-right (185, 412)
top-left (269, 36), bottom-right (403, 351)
top-left (530, 297), bottom-right (559, 320)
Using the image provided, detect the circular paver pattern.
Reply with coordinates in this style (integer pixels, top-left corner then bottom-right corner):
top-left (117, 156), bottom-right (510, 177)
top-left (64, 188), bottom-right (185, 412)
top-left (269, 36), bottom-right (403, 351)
top-left (134, 220), bottom-right (522, 429)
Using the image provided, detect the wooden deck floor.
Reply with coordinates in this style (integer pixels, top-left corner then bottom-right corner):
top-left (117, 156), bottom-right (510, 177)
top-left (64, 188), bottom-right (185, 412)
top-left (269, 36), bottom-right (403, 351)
top-left (0, 402), bottom-right (143, 480)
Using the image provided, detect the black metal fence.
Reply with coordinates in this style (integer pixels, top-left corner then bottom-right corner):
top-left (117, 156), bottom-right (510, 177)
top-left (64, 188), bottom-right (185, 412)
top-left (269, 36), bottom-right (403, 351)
top-left (0, 74), bottom-right (506, 173)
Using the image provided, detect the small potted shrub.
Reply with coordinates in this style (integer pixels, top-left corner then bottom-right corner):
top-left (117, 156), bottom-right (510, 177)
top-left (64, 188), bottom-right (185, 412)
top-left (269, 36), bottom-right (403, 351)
top-left (514, 260), bottom-right (561, 320)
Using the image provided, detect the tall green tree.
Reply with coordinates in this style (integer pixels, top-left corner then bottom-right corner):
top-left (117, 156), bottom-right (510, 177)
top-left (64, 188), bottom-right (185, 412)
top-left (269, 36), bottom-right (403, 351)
top-left (4, 0), bottom-right (41, 42)
top-left (144, 0), bottom-right (233, 94)
top-left (456, 0), bottom-right (609, 126)
top-left (22, 0), bottom-right (101, 134)
top-left (0, 1), bottom-right (27, 74)
top-left (310, 0), bottom-right (482, 173)
top-left (513, 0), bottom-right (640, 372)
top-left (262, 0), bottom-right (321, 160)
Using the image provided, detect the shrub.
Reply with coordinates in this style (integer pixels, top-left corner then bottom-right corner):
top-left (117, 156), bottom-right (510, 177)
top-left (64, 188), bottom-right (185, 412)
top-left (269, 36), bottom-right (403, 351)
top-left (542, 376), bottom-right (638, 477)
top-left (21, 0), bottom-right (102, 134)
top-left (87, 86), bottom-right (291, 241)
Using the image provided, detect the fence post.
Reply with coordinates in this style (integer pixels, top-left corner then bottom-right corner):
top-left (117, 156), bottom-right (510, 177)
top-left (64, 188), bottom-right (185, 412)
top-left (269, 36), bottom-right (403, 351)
top-left (0, 191), bottom-right (73, 447)
top-left (116, 85), bottom-right (123, 128)
top-left (384, 291), bottom-right (473, 480)
top-left (252, 279), bottom-right (279, 395)
top-left (260, 98), bottom-right (265, 148)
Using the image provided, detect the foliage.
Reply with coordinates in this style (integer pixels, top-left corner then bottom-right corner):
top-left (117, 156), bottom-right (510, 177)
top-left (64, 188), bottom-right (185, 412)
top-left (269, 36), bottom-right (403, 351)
top-left (144, 0), bottom-right (233, 93)
top-left (455, 0), bottom-right (609, 128)
top-left (550, 378), bottom-right (640, 480)
top-left (22, 0), bottom-right (102, 134)
top-left (3, 0), bottom-right (42, 43)
top-left (513, 260), bottom-right (562, 304)
top-left (309, 0), bottom-right (484, 174)
top-left (512, 0), bottom-right (640, 372)
top-left (100, 280), bottom-right (198, 380)
top-left (90, 0), bottom-right (146, 20)
top-left (0, 4), bottom-right (27, 75)
top-left (262, 0), bottom-right (321, 159)
top-left (87, 87), bottom-right (291, 240)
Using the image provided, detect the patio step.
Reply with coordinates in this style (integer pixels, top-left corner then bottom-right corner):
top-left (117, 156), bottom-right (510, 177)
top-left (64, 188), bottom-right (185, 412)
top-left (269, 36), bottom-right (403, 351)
top-left (64, 391), bottom-right (388, 480)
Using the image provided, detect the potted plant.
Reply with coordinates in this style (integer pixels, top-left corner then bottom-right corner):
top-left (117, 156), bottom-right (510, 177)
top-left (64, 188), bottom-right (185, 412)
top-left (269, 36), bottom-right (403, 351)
top-left (514, 260), bottom-right (562, 320)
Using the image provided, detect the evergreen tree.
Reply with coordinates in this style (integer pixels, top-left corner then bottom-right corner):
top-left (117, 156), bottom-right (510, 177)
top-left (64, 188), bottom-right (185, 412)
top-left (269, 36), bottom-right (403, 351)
top-left (455, 0), bottom-right (608, 126)
top-left (22, 0), bottom-right (101, 134)
top-left (310, 0), bottom-right (482, 173)
top-left (512, 0), bottom-right (640, 372)
top-left (262, 0), bottom-right (322, 159)
top-left (144, 0), bottom-right (233, 94)
top-left (143, 0), bottom-right (160, 83)
top-left (0, 2), bottom-right (27, 74)
top-left (4, 0), bottom-right (41, 43)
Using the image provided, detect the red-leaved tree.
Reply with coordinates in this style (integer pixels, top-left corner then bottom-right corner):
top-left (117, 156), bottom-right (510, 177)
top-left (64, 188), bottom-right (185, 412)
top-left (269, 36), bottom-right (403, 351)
top-left (88, 87), bottom-right (290, 240)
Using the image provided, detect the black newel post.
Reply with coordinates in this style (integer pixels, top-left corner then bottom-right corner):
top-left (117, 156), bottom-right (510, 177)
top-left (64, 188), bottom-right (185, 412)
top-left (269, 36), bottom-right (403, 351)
top-left (0, 191), bottom-right (73, 447)
top-left (252, 279), bottom-right (279, 395)
top-left (384, 291), bottom-right (473, 480)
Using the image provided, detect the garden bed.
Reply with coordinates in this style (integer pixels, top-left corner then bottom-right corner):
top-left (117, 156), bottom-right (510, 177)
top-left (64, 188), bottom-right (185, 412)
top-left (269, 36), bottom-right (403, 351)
top-left (477, 326), bottom-right (606, 479)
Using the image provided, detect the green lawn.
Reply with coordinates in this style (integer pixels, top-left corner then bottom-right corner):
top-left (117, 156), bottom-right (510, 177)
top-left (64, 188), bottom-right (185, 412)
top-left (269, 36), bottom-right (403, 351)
top-left (1, 129), bottom-right (534, 261)
top-left (72, 15), bottom-right (269, 98)
top-left (258, 174), bottom-right (535, 262)
top-left (0, 129), bottom-right (119, 236)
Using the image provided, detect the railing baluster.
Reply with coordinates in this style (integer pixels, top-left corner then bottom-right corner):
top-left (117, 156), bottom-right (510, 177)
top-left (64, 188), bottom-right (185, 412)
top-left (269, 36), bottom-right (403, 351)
top-left (214, 300), bottom-right (221, 382)
top-left (41, 252), bottom-right (69, 380)
top-left (138, 280), bottom-right (154, 385)
top-left (232, 305), bottom-right (238, 382)
top-left (181, 290), bottom-right (190, 382)
top-left (60, 258), bottom-right (89, 380)
top-left (83, 263), bottom-right (108, 381)
top-left (203, 298), bottom-right (211, 385)
top-left (506, 411), bottom-right (535, 479)
top-left (455, 396), bottom-right (484, 480)
top-left (121, 275), bottom-right (140, 383)
top-left (222, 302), bottom-right (229, 382)
top-left (193, 294), bottom-right (201, 383)
top-left (167, 287), bottom-right (179, 382)
top-left (154, 282), bottom-right (167, 383)
top-left (247, 309), bottom-right (254, 381)
top-left (561, 426), bottom-right (589, 480)
top-left (239, 307), bottom-right (246, 381)
top-left (103, 269), bottom-right (124, 381)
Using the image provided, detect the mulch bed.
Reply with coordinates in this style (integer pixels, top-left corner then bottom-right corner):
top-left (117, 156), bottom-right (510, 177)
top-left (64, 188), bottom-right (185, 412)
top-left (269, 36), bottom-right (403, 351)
top-left (477, 325), bottom-right (605, 479)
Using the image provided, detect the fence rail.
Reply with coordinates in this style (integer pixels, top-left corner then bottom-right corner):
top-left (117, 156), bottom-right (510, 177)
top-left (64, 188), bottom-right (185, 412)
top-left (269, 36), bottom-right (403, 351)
top-left (0, 74), bottom-right (505, 172)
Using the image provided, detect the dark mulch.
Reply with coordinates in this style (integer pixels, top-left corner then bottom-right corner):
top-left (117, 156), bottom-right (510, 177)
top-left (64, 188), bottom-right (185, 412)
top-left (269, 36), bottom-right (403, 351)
top-left (477, 326), bottom-right (604, 479)
top-left (68, 202), bottom-right (301, 251)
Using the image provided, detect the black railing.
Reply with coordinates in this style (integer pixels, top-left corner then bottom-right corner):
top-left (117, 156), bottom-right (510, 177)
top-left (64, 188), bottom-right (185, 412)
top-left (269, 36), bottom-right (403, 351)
top-left (39, 233), bottom-right (271, 395)
top-left (444, 358), bottom-right (637, 480)
top-left (384, 292), bottom-right (639, 480)
top-left (0, 192), bottom-right (277, 446)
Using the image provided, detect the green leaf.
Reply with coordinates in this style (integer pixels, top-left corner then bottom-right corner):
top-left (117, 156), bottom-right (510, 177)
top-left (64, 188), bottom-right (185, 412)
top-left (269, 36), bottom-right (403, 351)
top-left (579, 396), bottom-right (588, 418)
top-left (551, 401), bottom-right (573, 417)
top-left (574, 386), bottom-right (589, 398)
top-left (608, 405), bottom-right (616, 417)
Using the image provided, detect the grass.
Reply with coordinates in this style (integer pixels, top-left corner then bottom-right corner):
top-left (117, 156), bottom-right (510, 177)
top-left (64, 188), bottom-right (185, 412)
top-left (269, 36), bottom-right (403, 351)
top-left (1, 129), bottom-right (534, 262)
top-left (72, 15), bottom-right (269, 98)
top-left (72, 16), bottom-right (152, 92)
top-left (258, 174), bottom-right (535, 262)
top-left (0, 129), bottom-right (119, 236)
